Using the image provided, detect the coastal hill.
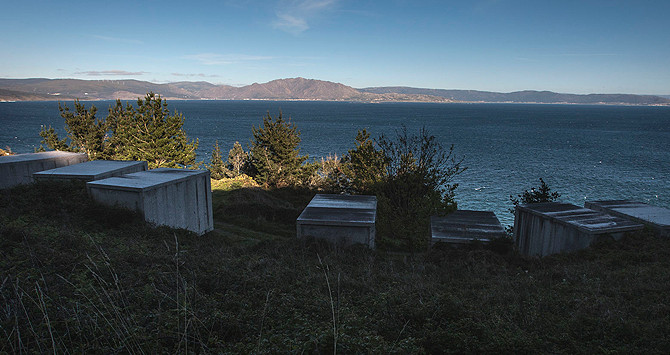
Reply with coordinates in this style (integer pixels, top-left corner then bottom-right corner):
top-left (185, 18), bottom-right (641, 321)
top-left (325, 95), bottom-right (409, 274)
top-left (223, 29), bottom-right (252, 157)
top-left (360, 86), bottom-right (670, 105)
top-left (0, 77), bottom-right (668, 105)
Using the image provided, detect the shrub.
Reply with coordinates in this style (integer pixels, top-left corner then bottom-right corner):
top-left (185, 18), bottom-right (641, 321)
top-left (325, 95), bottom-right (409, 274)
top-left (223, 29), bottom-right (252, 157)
top-left (40, 93), bottom-right (198, 168)
top-left (248, 111), bottom-right (309, 188)
top-left (340, 126), bottom-right (465, 251)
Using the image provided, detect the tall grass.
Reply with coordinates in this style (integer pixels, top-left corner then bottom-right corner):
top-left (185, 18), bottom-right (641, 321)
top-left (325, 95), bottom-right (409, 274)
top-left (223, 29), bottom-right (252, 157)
top-left (1, 180), bottom-right (670, 352)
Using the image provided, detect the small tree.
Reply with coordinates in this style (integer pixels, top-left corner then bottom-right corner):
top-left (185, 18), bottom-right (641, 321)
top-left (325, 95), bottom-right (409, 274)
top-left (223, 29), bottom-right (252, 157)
top-left (316, 154), bottom-right (348, 192)
top-left (39, 100), bottom-right (109, 159)
top-left (248, 111), bottom-right (308, 188)
top-left (509, 178), bottom-right (561, 213)
top-left (374, 126), bottom-right (466, 251)
top-left (208, 141), bottom-right (230, 180)
top-left (507, 178), bottom-right (561, 236)
top-left (109, 93), bottom-right (198, 169)
top-left (228, 141), bottom-right (247, 176)
top-left (340, 129), bottom-right (387, 193)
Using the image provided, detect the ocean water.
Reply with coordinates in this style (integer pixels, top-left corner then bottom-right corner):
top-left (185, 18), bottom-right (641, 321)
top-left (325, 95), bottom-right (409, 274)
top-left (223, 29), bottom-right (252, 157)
top-left (2, 100), bottom-right (669, 226)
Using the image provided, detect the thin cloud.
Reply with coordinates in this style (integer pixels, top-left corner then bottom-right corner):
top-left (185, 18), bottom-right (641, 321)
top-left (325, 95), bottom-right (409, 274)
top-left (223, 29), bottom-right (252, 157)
top-left (184, 53), bottom-right (273, 65)
top-left (273, 0), bottom-right (338, 34)
top-left (91, 35), bottom-right (144, 45)
top-left (171, 72), bottom-right (221, 78)
top-left (75, 70), bottom-right (148, 76)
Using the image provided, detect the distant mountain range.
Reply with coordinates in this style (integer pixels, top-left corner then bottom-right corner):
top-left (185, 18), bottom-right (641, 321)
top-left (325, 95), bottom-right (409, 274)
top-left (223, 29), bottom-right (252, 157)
top-left (0, 77), bottom-right (668, 105)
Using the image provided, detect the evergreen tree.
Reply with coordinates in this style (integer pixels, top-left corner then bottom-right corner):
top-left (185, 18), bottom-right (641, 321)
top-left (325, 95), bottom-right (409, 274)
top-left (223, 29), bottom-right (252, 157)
top-left (249, 111), bottom-right (308, 187)
top-left (228, 141), bottom-right (247, 176)
top-left (207, 141), bottom-right (229, 180)
top-left (39, 100), bottom-right (109, 159)
top-left (109, 93), bottom-right (198, 169)
top-left (341, 129), bottom-right (387, 193)
top-left (509, 178), bottom-right (560, 213)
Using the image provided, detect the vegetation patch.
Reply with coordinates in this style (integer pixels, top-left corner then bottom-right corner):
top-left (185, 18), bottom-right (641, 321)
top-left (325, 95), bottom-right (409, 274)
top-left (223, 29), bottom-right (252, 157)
top-left (2, 181), bottom-right (670, 353)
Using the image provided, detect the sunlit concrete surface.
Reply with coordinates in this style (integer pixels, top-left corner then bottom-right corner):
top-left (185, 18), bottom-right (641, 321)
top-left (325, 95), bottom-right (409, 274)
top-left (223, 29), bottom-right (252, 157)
top-left (33, 160), bottom-right (148, 182)
top-left (87, 168), bottom-right (213, 235)
top-left (0, 151), bottom-right (87, 189)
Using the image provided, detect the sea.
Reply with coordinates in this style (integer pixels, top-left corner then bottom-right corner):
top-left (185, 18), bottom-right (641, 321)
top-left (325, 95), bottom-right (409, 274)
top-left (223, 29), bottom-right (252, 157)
top-left (2, 100), bottom-right (669, 226)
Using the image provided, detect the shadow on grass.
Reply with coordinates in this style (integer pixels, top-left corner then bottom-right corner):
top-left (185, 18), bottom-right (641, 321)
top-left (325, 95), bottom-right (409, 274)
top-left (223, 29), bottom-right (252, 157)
top-left (2, 181), bottom-right (670, 353)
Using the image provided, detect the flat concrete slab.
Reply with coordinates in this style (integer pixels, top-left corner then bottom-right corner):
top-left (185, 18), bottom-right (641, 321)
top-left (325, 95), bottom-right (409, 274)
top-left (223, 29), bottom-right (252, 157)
top-left (33, 160), bottom-right (148, 182)
top-left (87, 168), bottom-right (213, 235)
top-left (514, 202), bottom-right (643, 257)
top-left (431, 210), bottom-right (506, 246)
top-left (585, 200), bottom-right (670, 237)
top-left (0, 151), bottom-right (88, 189)
top-left (297, 194), bottom-right (377, 248)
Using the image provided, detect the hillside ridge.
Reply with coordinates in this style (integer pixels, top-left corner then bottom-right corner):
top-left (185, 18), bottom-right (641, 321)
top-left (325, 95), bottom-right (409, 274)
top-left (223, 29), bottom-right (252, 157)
top-left (0, 78), bottom-right (667, 105)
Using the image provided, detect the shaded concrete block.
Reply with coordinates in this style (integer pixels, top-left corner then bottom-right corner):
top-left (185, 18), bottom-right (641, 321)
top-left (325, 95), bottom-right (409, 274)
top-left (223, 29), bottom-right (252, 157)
top-left (514, 202), bottom-right (643, 257)
top-left (297, 194), bottom-right (377, 249)
top-left (33, 160), bottom-right (148, 182)
top-left (585, 200), bottom-right (670, 237)
top-left (431, 210), bottom-right (506, 246)
top-left (87, 168), bottom-right (213, 235)
top-left (0, 151), bottom-right (88, 189)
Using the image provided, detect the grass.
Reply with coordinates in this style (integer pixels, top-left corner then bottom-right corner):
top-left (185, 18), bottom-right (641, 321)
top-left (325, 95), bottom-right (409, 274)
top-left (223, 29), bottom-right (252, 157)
top-left (1, 180), bottom-right (670, 353)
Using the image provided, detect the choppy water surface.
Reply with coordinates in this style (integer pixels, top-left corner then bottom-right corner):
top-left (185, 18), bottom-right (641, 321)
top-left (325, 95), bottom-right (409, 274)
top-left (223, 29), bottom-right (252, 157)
top-left (2, 100), bottom-right (669, 225)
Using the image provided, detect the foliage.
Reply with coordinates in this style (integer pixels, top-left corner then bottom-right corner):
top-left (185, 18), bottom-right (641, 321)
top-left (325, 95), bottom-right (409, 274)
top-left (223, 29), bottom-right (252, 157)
top-left (507, 178), bottom-right (561, 236)
top-left (509, 178), bottom-right (561, 213)
top-left (340, 129), bottom-right (387, 193)
top-left (207, 141), bottom-right (230, 180)
top-left (374, 126), bottom-right (466, 251)
top-left (39, 93), bottom-right (198, 168)
top-left (228, 141), bottom-right (247, 176)
top-left (313, 154), bottom-right (349, 192)
top-left (338, 127), bottom-right (465, 251)
top-left (0, 146), bottom-right (15, 156)
top-left (108, 93), bottom-right (198, 168)
top-left (2, 181), bottom-right (670, 353)
top-left (39, 100), bottom-right (108, 159)
top-left (248, 111), bottom-right (308, 188)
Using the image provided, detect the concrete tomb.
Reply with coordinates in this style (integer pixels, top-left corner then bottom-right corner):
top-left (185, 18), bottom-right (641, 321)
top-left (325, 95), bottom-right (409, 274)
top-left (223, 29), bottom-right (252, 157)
top-left (86, 168), bottom-right (213, 235)
top-left (585, 200), bottom-right (670, 237)
top-left (514, 202), bottom-right (643, 257)
top-left (297, 194), bottom-right (377, 249)
top-left (33, 160), bottom-right (148, 182)
top-left (0, 151), bottom-right (88, 189)
top-left (431, 210), bottom-right (506, 246)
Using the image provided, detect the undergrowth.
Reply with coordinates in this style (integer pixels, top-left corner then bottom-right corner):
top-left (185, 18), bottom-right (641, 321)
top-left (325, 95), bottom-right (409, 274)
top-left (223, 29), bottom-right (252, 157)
top-left (1, 181), bottom-right (669, 353)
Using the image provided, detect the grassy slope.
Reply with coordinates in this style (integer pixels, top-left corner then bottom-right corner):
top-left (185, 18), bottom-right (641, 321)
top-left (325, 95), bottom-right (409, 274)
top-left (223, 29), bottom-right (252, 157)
top-left (1, 180), bottom-right (670, 353)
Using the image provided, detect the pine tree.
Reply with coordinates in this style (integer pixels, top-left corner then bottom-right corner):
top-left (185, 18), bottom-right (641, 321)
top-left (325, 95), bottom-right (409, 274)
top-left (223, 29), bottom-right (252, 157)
top-left (341, 129), bottom-right (387, 193)
top-left (39, 100), bottom-right (109, 159)
top-left (249, 111), bottom-right (307, 187)
top-left (109, 93), bottom-right (198, 169)
top-left (207, 141), bottom-right (229, 180)
top-left (228, 141), bottom-right (247, 176)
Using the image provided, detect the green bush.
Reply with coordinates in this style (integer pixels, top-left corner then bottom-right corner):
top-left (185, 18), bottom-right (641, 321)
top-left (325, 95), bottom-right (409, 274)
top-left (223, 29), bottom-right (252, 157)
top-left (40, 93), bottom-right (198, 168)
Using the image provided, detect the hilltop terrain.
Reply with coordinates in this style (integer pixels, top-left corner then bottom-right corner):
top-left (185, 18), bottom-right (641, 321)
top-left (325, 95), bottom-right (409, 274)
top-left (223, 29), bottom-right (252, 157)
top-left (1, 77), bottom-right (668, 105)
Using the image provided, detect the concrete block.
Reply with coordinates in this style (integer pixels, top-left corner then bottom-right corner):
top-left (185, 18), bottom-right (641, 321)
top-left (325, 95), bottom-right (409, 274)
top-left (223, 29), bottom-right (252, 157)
top-left (0, 151), bottom-right (88, 189)
top-left (431, 210), bottom-right (506, 246)
top-left (514, 202), bottom-right (643, 257)
top-left (585, 200), bottom-right (670, 237)
top-left (33, 160), bottom-right (148, 182)
top-left (297, 194), bottom-right (377, 249)
top-left (86, 168), bottom-right (213, 235)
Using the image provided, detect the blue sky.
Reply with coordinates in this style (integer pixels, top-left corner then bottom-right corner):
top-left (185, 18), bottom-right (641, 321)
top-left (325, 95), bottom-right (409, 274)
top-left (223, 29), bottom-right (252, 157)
top-left (1, 0), bottom-right (669, 94)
